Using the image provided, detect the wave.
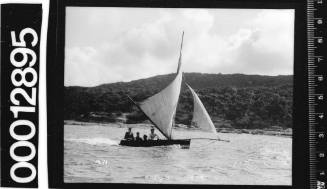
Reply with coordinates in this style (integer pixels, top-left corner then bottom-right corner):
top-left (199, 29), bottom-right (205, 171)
top-left (65, 137), bottom-right (119, 146)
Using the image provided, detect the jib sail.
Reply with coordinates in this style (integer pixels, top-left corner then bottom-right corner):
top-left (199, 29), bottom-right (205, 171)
top-left (186, 84), bottom-right (218, 135)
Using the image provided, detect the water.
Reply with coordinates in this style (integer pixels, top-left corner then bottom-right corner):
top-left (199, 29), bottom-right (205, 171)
top-left (64, 123), bottom-right (292, 185)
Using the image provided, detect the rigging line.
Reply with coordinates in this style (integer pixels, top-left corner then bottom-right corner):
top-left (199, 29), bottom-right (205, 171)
top-left (191, 140), bottom-right (220, 149)
top-left (125, 94), bottom-right (171, 140)
top-left (190, 137), bottom-right (230, 142)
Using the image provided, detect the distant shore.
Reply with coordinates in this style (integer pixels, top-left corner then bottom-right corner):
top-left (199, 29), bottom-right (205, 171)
top-left (64, 120), bottom-right (292, 137)
top-left (216, 127), bottom-right (292, 137)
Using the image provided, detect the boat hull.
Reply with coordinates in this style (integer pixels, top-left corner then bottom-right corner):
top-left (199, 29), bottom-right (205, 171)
top-left (119, 139), bottom-right (191, 148)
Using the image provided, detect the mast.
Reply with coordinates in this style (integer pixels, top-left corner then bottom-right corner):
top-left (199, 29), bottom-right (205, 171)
top-left (176, 31), bottom-right (184, 73)
top-left (127, 32), bottom-right (184, 140)
top-left (170, 31), bottom-right (184, 138)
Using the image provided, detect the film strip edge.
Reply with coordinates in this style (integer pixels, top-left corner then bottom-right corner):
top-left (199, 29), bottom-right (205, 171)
top-left (1, 3), bottom-right (42, 188)
top-left (307, 0), bottom-right (327, 188)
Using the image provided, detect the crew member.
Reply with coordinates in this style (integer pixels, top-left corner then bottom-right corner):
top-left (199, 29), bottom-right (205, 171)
top-left (135, 132), bottom-right (143, 141)
top-left (124, 127), bottom-right (134, 140)
top-left (149, 127), bottom-right (159, 140)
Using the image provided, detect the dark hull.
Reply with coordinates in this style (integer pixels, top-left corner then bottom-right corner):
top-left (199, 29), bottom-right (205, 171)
top-left (120, 139), bottom-right (191, 148)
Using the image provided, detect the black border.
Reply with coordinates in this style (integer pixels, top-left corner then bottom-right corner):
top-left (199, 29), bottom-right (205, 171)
top-left (47, 0), bottom-right (308, 188)
top-left (1, 4), bottom-right (42, 188)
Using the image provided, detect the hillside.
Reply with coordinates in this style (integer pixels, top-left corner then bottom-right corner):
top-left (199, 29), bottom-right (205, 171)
top-left (64, 73), bottom-right (293, 129)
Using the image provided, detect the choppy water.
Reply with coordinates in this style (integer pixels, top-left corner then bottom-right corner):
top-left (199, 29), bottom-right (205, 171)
top-left (64, 123), bottom-right (291, 185)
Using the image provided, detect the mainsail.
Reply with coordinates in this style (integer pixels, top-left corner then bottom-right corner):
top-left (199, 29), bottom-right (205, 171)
top-left (186, 84), bottom-right (218, 135)
top-left (137, 32), bottom-right (184, 139)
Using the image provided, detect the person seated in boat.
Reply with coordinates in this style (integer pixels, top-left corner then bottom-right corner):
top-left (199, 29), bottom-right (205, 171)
top-left (143, 134), bottom-right (148, 141)
top-left (124, 127), bottom-right (134, 140)
top-left (149, 127), bottom-right (159, 140)
top-left (135, 132), bottom-right (143, 141)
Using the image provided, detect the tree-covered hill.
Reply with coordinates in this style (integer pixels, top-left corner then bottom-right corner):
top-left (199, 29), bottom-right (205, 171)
top-left (64, 73), bottom-right (293, 129)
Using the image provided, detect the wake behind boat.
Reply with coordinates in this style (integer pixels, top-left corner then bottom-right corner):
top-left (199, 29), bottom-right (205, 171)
top-left (119, 32), bottom-right (220, 148)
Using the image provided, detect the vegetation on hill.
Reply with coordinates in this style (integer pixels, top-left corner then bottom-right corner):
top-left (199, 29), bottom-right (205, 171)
top-left (64, 73), bottom-right (293, 129)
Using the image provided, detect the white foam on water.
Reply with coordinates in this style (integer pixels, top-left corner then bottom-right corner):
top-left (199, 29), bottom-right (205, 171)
top-left (65, 137), bottom-right (119, 146)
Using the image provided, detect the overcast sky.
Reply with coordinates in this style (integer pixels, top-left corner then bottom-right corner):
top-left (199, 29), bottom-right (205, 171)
top-left (65, 7), bottom-right (294, 87)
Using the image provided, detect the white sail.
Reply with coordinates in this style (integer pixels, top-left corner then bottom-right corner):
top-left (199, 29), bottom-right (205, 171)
top-left (186, 84), bottom-right (217, 135)
top-left (137, 32), bottom-right (184, 139)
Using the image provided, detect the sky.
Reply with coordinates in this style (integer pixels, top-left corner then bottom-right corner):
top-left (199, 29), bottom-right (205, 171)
top-left (65, 7), bottom-right (294, 87)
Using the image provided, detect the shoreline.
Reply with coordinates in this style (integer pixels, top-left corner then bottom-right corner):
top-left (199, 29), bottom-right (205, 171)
top-left (64, 120), bottom-right (292, 138)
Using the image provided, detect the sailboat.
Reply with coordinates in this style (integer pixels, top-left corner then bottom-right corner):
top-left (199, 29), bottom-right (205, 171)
top-left (120, 32), bottom-right (220, 148)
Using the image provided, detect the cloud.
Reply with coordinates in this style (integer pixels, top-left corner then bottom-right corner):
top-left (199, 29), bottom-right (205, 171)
top-left (65, 8), bottom-right (294, 86)
top-left (224, 10), bottom-right (294, 75)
